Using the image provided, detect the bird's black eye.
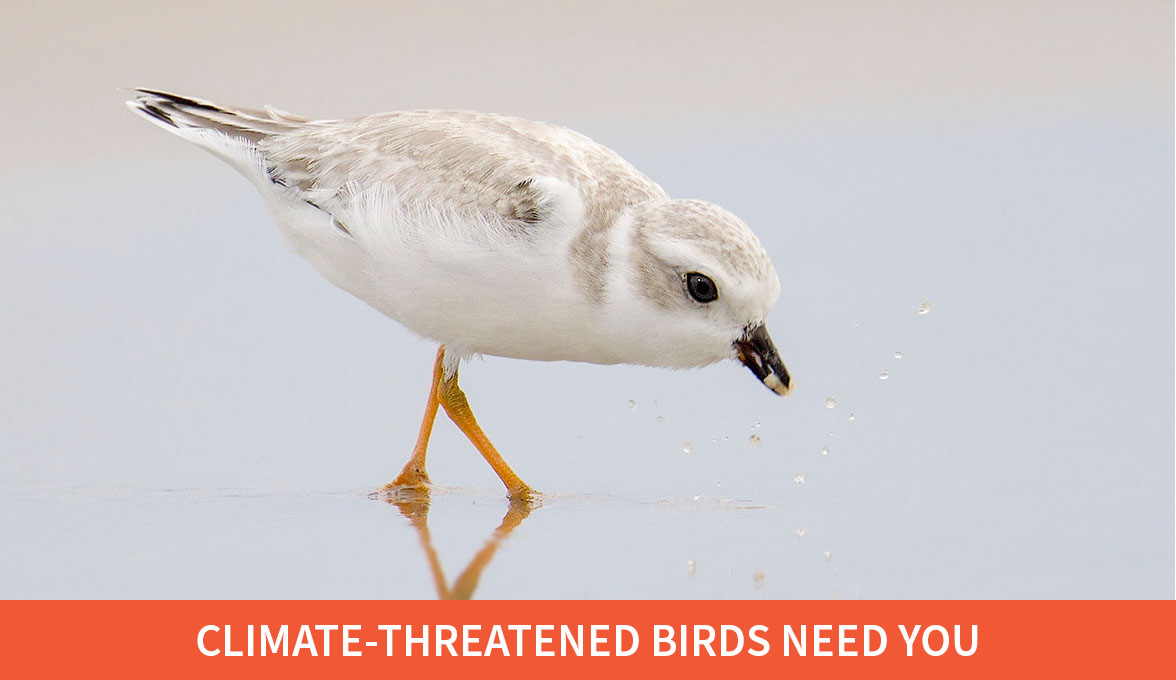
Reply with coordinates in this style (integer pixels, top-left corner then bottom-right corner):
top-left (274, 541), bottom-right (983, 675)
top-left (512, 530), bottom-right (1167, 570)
top-left (685, 272), bottom-right (719, 303)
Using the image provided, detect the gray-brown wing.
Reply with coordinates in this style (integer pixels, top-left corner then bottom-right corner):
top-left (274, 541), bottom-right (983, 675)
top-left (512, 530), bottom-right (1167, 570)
top-left (257, 110), bottom-right (666, 233)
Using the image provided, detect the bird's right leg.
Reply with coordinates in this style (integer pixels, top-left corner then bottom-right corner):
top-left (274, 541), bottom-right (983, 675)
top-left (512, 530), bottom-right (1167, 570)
top-left (386, 346), bottom-right (446, 490)
top-left (437, 364), bottom-right (535, 502)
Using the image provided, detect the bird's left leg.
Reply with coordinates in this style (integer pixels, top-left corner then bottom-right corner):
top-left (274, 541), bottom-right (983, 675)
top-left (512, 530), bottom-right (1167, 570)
top-left (386, 346), bottom-right (446, 490)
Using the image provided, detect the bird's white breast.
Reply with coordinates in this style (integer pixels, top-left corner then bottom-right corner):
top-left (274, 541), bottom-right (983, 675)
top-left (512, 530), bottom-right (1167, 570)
top-left (263, 177), bottom-right (616, 364)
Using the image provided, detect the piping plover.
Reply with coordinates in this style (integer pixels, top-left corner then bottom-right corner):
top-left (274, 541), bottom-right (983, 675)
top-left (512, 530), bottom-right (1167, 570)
top-left (128, 90), bottom-right (791, 501)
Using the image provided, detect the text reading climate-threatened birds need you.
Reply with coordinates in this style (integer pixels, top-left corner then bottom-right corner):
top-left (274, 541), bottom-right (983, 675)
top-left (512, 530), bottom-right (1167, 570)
top-left (198, 622), bottom-right (979, 658)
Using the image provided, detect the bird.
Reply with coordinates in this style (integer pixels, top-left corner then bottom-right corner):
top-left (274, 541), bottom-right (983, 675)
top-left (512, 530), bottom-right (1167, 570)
top-left (127, 89), bottom-right (792, 502)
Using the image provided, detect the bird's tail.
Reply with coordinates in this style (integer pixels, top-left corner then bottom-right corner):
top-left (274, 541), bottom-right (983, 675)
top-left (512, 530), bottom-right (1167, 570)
top-left (126, 88), bottom-right (308, 143)
top-left (127, 88), bottom-right (315, 184)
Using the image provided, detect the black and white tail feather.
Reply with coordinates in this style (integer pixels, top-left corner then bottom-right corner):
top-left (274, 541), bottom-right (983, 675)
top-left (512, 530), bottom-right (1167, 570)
top-left (126, 89), bottom-right (359, 237)
top-left (126, 88), bottom-right (321, 189)
top-left (127, 88), bottom-right (309, 142)
top-left (130, 90), bottom-right (268, 180)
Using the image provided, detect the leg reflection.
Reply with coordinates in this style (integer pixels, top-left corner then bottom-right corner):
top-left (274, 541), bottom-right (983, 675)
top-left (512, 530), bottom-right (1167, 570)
top-left (386, 490), bottom-right (532, 600)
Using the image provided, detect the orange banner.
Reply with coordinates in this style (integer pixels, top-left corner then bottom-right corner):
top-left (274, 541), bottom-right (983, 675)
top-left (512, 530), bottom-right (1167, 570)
top-left (3, 601), bottom-right (1172, 677)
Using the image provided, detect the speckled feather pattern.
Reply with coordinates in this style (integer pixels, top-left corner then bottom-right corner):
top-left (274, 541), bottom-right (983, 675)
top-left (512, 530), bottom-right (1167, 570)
top-left (259, 110), bottom-right (667, 301)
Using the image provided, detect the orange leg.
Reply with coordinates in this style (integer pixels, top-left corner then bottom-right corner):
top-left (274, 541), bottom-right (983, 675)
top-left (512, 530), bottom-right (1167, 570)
top-left (438, 363), bottom-right (535, 502)
top-left (386, 347), bottom-right (445, 490)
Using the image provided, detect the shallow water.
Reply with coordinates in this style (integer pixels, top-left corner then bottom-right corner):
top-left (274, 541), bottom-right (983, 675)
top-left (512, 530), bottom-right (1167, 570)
top-left (1, 116), bottom-right (1172, 598)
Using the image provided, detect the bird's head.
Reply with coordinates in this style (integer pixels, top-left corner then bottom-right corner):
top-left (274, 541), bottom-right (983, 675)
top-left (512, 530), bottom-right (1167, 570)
top-left (604, 198), bottom-right (791, 396)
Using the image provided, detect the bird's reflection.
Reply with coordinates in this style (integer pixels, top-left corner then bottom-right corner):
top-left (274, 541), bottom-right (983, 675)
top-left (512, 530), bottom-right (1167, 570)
top-left (382, 490), bottom-right (532, 599)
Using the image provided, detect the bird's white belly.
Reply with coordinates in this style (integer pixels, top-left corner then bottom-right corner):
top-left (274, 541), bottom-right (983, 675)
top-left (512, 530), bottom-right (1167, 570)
top-left (367, 248), bottom-right (595, 362)
top-left (272, 198), bottom-right (608, 364)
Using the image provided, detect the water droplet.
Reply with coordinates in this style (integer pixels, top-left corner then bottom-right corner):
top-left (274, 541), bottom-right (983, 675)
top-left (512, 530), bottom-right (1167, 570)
top-left (682, 442), bottom-right (693, 454)
top-left (753, 569), bottom-right (765, 588)
top-left (894, 351), bottom-right (903, 359)
top-left (917, 301), bottom-right (932, 315)
top-left (824, 397), bottom-right (837, 409)
top-left (796, 528), bottom-right (807, 537)
top-left (692, 494), bottom-right (701, 501)
top-left (824, 551), bottom-right (832, 562)
top-left (656, 415), bottom-right (665, 422)
top-left (794, 473), bottom-right (806, 485)
top-left (627, 399), bottom-right (636, 410)
top-left (686, 559), bottom-right (697, 576)
top-left (878, 371), bottom-right (890, 381)
top-left (722, 435), bottom-right (730, 443)
top-left (752, 420), bottom-right (762, 429)
top-left (820, 447), bottom-right (829, 456)
top-left (847, 413), bottom-right (855, 421)
top-left (748, 434), bottom-right (762, 448)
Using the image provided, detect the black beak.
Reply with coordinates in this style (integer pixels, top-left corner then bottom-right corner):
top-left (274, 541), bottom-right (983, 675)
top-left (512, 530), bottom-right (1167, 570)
top-left (734, 324), bottom-right (791, 396)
